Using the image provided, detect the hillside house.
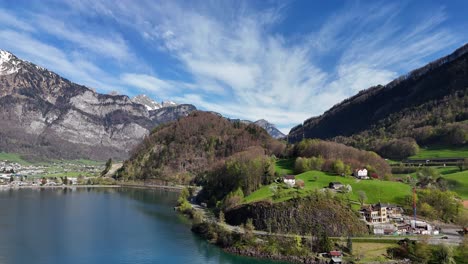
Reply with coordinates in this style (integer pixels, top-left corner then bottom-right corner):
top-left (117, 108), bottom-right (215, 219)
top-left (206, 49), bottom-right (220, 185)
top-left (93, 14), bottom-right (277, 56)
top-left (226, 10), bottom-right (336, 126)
top-left (377, 202), bottom-right (404, 219)
top-left (354, 168), bottom-right (369, 179)
top-left (283, 175), bottom-right (296, 187)
top-left (329, 182), bottom-right (344, 190)
top-left (360, 204), bottom-right (388, 224)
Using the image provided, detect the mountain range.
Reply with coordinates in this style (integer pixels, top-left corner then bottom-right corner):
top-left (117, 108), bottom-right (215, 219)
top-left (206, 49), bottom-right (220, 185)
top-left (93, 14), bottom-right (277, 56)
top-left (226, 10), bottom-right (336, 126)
top-left (0, 50), bottom-right (195, 160)
top-left (0, 50), bottom-right (285, 160)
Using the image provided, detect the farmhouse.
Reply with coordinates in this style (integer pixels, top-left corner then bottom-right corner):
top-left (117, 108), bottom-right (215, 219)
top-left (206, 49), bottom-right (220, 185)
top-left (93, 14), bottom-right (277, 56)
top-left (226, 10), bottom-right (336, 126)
top-left (328, 182), bottom-right (344, 190)
top-left (283, 175), bottom-right (296, 187)
top-left (354, 168), bottom-right (369, 179)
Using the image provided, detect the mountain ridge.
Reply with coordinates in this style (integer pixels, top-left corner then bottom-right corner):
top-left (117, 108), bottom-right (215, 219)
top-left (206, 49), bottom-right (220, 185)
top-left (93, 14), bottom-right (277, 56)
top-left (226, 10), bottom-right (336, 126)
top-left (0, 50), bottom-right (196, 160)
top-left (288, 43), bottom-right (468, 152)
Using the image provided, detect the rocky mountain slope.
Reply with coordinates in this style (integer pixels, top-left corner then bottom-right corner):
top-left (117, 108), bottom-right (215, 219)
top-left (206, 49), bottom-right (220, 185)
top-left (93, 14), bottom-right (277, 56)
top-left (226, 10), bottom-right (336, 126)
top-left (0, 50), bottom-right (196, 160)
top-left (228, 118), bottom-right (285, 139)
top-left (253, 119), bottom-right (285, 139)
top-left (288, 43), bottom-right (468, 149)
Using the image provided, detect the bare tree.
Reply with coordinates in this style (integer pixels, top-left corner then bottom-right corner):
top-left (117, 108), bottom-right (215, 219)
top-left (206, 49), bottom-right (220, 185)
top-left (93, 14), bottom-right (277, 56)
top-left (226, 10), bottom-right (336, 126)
top-left (357, 190), bottom-right (367, 206)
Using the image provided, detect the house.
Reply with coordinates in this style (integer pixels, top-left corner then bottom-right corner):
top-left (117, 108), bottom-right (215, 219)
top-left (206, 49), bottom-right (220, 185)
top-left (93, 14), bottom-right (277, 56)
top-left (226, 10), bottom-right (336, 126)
top-left (360, 204), bottom-right (388, 224)
top-left (376, 202), bottom-right (404, 219)
top-left (283, 175), bottom-right (296, 187)
top-left (329, 251), bottom-right (342, 263)
top-left (329, 182), bottom-right (344, 190)
top-left (355, 168), bottom-right (368, 177)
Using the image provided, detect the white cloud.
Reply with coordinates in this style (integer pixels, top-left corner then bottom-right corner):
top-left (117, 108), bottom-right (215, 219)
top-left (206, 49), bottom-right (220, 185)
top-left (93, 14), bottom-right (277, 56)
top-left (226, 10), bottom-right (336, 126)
top-left (109, 1), bottom-right (460, 131)
top-left (0, 1), bottom-right (463, 133)
top-left (0, 8), bottom-right (34, 32)
top-left (121, 73), bottom-right (174, 95)
top-left (33, 15), bottom-right (132, 61)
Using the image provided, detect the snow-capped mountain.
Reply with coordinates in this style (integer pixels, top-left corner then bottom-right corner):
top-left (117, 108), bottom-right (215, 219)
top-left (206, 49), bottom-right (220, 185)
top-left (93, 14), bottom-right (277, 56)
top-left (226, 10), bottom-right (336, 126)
top-left (0, 50), bottom-right (24, 75)
top-left (227, 117), bottom-right (285, 139)
top-left (131, 95), bottom-right (162, 111)
top-left (162, 100), bottom-right (178, 107)
top-left (0, 49), bottom-right (196, 160)
top-left (253, 119), bottom-right (286, 139)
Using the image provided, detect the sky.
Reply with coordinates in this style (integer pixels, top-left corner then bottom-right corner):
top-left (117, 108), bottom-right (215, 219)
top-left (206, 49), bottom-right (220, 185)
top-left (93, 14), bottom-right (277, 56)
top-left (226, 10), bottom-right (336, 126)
top-left (0, 0), bottom-right (467, 133)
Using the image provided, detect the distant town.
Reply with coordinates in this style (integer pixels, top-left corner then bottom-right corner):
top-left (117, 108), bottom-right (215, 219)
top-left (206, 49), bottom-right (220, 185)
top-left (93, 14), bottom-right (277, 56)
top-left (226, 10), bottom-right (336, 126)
top-left (0, 160), bottom-right (103, 188)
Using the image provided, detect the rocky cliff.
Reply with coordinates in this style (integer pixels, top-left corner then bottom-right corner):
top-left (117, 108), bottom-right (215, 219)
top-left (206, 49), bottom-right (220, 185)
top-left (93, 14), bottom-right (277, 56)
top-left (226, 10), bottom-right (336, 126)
top-left (0, 50), bottom-right (196, 160)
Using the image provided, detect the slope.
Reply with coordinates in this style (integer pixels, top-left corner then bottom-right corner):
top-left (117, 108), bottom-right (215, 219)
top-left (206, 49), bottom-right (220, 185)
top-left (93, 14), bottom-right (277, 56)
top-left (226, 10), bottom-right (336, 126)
top-left (288, 44), bottom-right (468, 152)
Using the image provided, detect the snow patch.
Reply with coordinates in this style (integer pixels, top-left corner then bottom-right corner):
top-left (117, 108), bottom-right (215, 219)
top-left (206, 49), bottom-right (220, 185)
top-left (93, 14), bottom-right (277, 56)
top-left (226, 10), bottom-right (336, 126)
top-left (0, 50), bottom-right (20, 75)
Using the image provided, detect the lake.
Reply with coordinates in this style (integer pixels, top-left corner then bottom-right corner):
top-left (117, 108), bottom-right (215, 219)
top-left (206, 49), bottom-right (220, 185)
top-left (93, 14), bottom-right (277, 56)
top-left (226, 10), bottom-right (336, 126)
top-left (0, 188), bottom-right (283, 264)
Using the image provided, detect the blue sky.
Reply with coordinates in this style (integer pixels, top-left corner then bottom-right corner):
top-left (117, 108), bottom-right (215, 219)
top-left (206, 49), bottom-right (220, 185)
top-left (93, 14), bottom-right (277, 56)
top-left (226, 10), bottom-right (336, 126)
top-left (0, 0), bottom-right (467, 133)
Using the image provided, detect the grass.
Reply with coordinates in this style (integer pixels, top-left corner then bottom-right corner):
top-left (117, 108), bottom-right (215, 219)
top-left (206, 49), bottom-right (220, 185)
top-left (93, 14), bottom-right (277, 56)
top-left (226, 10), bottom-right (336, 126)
top-left (0, 152), bottom-right (30, 165)
top-left (352, 242), bottom-right (394, 263)
top-left (393, 166), bottom-right (460, 179)
top-left (244, 170), bottom-right (412, 205)
top-left (443, 170), bottom-right (468, 199)
top-left (409, 145), bottom-right (468, 159)
top-left (275, 158), bottom-right (295, 175)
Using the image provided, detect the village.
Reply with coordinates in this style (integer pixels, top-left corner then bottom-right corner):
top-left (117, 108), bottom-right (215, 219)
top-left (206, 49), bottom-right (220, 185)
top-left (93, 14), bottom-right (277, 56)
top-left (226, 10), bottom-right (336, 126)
top-left (0, 160), bottom-right (103, 188)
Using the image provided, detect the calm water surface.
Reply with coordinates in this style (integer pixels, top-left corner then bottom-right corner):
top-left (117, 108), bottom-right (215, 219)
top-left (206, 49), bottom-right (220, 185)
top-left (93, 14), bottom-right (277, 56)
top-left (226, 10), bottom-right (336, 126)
top-left (0, 188), bottom-right (283, 264)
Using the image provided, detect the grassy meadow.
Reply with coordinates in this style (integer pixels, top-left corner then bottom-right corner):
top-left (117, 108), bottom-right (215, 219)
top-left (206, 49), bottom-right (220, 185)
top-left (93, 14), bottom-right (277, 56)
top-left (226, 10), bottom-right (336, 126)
top-left (244, 170), bottom-right (412, 205)
top-left (443, 170), bottom-right (468, 199)
top-left (409, 145), bottom-right (468, 159)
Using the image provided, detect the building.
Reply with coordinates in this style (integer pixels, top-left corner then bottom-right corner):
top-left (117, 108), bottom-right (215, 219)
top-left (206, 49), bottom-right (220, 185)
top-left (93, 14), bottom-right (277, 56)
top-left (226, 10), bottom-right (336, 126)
top-left (355, 168), bottom-right (368, 177)
top-left (329, 251), bottom-right (342, 263)
top-left (376, 202), bottom-right (404, 219)
top-left (329, 182), bottom-right (344, 190)
top-left (283, 175), bottom-right (296, 187)
top-left (360, 204), bottom-right (388, 224)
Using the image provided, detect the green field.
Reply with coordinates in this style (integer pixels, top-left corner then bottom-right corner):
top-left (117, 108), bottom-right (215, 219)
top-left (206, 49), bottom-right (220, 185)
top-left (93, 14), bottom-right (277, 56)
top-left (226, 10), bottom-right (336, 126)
top-left (0, 152), bottom-right (31, 165)
top-left (275, 158), bottom-right (295, 175)
top-left (443, 170), bottom-right (468, 199)
top-left (244, 170), bottom-right (412, 205)
top-left (409, 145), bottom-right (468, 159)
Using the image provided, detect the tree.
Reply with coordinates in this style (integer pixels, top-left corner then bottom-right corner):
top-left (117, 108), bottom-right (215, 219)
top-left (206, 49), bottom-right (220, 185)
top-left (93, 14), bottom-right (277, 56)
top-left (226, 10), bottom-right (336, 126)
top-left (347, 236), bottom-right (353, 254)
top-left (101, 158), bottom-right (112, 176)
top-left (432, 244), bottom-right (456, 264)
top-left (318, 231), bottom-right (333, 252)
top-left (332, 159), bottom-right (345, 175)
top-left (457, 158), bottom-right (468, 171)
top-left (219, 211), bottom-right (225, 224)
top-left (244, 218), bottom-right (255, 241)
top-left (357, 190), bottom-right (367, 206)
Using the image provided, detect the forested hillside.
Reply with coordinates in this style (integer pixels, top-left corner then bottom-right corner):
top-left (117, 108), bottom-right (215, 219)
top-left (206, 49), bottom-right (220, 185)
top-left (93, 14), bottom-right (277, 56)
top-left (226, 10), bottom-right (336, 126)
top-left (288, 44), bottom-right (468, 159)
top-left (116, 111), bottom-right (285, 184)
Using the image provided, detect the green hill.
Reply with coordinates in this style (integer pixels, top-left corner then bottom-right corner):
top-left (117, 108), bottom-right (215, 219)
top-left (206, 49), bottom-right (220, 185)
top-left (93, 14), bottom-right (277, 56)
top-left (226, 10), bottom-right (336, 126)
top-left (443, 170), bottom-right (468, 199)
top-left (409, 145), bottom-right (468, 159)
top-left (244, 170), bottom-right (411, 205)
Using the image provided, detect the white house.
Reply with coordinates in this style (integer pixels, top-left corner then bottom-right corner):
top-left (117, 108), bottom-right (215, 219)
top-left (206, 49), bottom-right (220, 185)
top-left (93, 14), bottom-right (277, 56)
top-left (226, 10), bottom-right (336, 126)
top-left (283, 175), bottom-right (296, 187)
top-left (355, 168), bottom-right (369, 179)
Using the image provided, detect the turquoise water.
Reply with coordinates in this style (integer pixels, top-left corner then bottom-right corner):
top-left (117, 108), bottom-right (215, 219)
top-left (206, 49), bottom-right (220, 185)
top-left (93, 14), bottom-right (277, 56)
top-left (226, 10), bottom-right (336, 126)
top-left (0, 188), bottom-right (282, 264)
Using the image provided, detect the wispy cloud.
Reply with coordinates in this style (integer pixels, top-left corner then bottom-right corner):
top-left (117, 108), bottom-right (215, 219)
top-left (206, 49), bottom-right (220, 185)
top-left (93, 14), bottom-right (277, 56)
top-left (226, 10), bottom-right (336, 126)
top-left (0, 1), bottom-right (464, 133)
top-left (100, 1), bottom-right (460, 132)
top-left (33, 15), bottom-right (132, 61)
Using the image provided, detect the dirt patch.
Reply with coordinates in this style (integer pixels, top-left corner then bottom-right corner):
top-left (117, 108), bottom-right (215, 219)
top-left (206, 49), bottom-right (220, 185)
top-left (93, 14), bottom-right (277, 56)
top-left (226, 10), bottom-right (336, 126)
top-left (463, 200), bottom-right (468, 209)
